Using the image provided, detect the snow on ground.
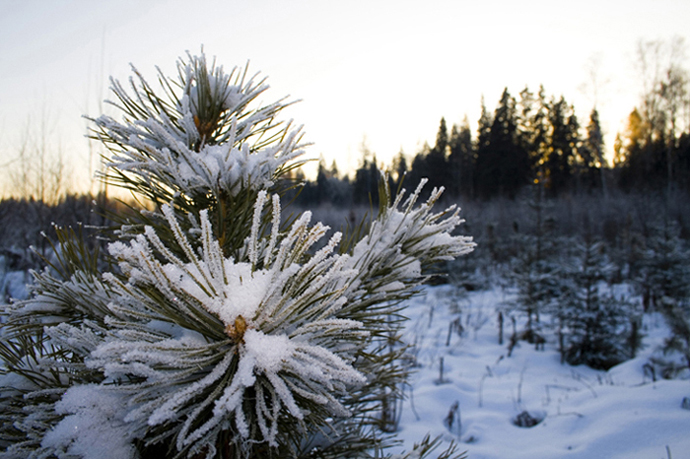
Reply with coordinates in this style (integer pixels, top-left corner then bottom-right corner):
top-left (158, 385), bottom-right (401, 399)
top-left (1, 267), bottom-right (688, 458)
top-left (393, 284), bottom-right (690, 459)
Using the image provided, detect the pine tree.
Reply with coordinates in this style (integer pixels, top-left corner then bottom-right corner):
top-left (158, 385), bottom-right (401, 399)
top-left (0, 52), bottom-right (474, 459)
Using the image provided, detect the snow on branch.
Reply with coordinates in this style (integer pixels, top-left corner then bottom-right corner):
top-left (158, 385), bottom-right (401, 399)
top-left (342, 177), bottom-right (476, 312)
top-left (0, 50), bottom-right (474, 459)
top-left (44, 178), bottom-right (473, 457)
top-left (50, 198), bottom-right (367, 454)
top-left (90, 52), bottom-right (308, 200)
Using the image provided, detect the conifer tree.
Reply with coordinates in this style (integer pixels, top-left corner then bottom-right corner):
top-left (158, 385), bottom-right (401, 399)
top-left (426, 118), bottom-right (450, 193)
top-left (489, 89), bottom-right (530, 199)
top-left (559, 236), bottom-right (632, 370)
top-left (0, 52), bottom-right (473, 459)
top-left (638, 222), bottom-right (690, 308)
top-left (473, 98), bottom-right (493, 199)
top-left (390, 150), bottom-right (408, 193)
top-left (637, 222), bottom-right (690, 372)
top-left (582, 108), bottom-right (607, 196)
top-left (352, 142), bottom-right (380, 206)
top-left (546, 97), bottom-right (579, 197)
top-left (471, 88), bottom-right (533, 199)
top-left (508, 185), bottom-right (562, 348)
top-left (517, 85), bottom-right (549, 185)
top-left (448, 118), bottom-right (474, 198)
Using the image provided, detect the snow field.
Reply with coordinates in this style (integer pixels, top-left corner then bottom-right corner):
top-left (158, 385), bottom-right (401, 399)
top-left (393, 284), bottom-right (690, 459)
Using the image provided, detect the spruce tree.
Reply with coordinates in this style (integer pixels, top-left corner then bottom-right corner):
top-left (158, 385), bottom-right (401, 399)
top-left (638, 222), bottom-right (690, 373)
top-left (426, 118), bottom-right (450, 193)
top-left (582, 108), bottom-right (607, 196)
top-left (638, 222), bottom-right (690, 308)
top-left (0, 52), bottom-right (474, 459)
top-left (489, 89), bottom-right (530, 199)
top-left (559, 236), bottom-right (632, 370)
top-left (473, 98), bottom-right (494, 199)
top-left (546, 97), bottom-right (579, 197)
top-left (389, 150), bottom-right (408, 193)
top-left (509, 185), bottom-right (561, 339)
top-left (517, 85), bottom-right (549, 187)
top-left (447, 118), bottom-right (474, 199)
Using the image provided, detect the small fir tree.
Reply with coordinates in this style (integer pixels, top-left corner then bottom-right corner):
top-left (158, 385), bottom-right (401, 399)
top-left (0, 52), bottom-right (474, 459)
top-left (638, 222), bottom-right (690, 374)
top-left (636, 222), bottom-right (690, 309)
top-left (658, 297), bottom-right (690, 372)
top-left (509, 185), bottom-right (561, 339)
top-left (558, 237), bottom-right (632, 370)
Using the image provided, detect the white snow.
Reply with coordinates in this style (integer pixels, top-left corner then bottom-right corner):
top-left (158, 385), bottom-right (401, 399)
top-left (42, 385), bottom-right (138, 459)
top-left (392, 284), bottom-right (690, 459)
top-left (243, 328), bottom-right (293, 372)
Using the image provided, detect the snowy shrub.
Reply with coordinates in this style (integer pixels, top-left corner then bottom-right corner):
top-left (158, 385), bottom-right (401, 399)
top-left (0, 51), bottom-right (473, 459)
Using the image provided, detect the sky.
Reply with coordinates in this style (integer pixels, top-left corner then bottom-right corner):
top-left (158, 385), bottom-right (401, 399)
top-left (1, 0), bottom-right (689, 194)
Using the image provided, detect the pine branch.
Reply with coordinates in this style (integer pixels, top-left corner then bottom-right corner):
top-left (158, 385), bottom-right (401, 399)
top-left (0, 50), bottom-right (475, 459)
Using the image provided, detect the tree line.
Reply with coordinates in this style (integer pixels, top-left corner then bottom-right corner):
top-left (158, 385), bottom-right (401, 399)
top-left (296, 85), bottom-right (689, 207)
top-left (296, 38), bottom-right (690, 205)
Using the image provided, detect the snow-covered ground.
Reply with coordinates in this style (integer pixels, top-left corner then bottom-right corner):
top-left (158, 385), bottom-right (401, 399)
top-left (394, 284), bottom-right (690, 459)
top-left (2, 267), bottom-right (688, 458)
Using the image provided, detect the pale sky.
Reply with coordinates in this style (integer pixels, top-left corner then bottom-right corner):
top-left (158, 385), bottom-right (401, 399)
top-left (1, 0), bottom-right (689, 194)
